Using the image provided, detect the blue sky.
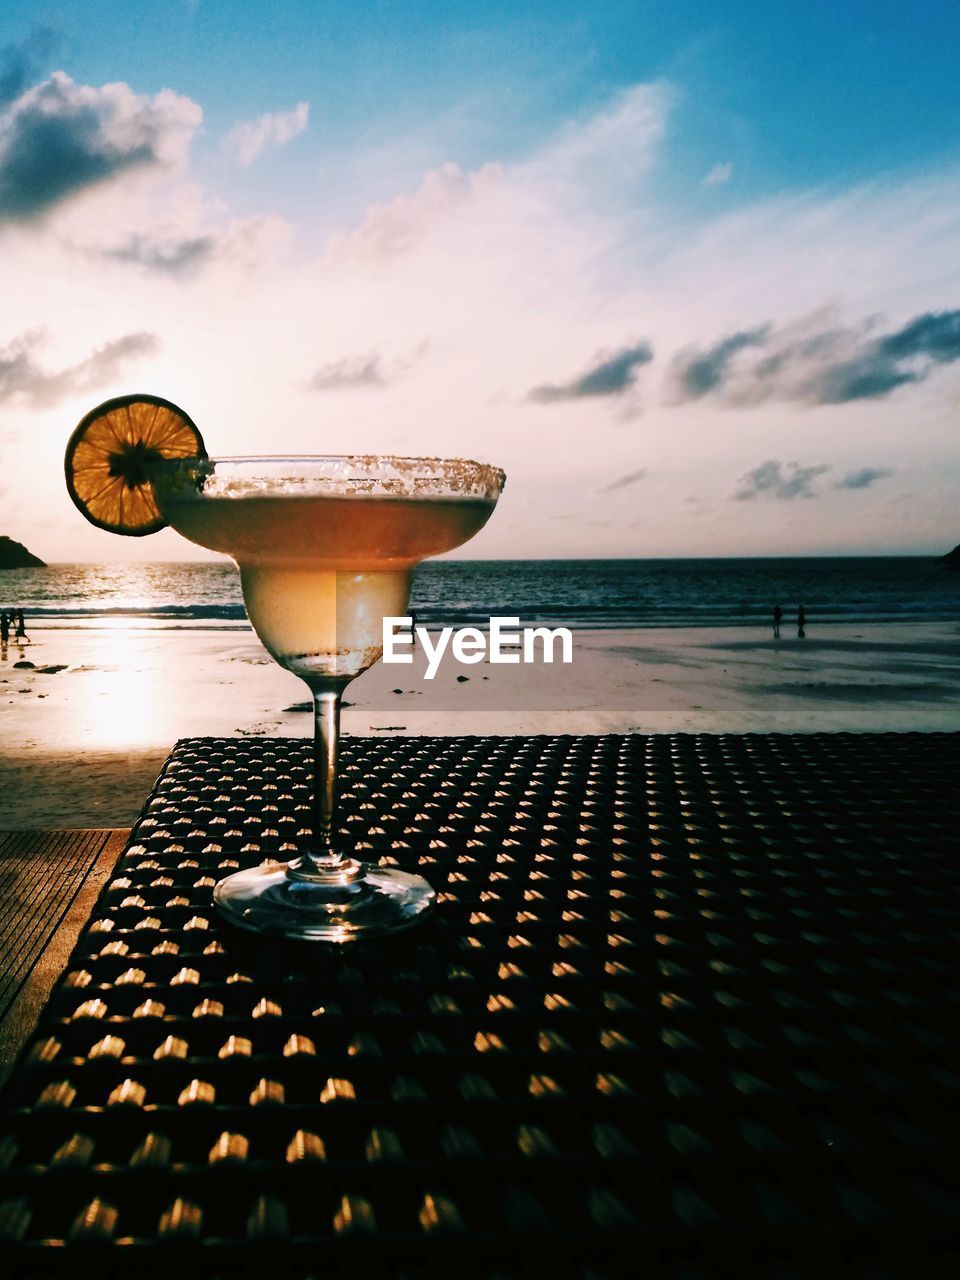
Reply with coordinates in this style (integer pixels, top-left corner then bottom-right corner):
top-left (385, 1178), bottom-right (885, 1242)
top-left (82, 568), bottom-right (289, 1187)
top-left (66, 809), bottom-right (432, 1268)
top-left (1, 1), bottom-right (959, 558)
top-left (7, 1), bottom-right (960, 218)
top-left (5, 0), bottom-right (957, 192)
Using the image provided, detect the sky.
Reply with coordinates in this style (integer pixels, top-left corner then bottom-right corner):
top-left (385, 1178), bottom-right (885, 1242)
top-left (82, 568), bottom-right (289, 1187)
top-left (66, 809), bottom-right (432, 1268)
top-left (1, 0), bottom-right (959, 561)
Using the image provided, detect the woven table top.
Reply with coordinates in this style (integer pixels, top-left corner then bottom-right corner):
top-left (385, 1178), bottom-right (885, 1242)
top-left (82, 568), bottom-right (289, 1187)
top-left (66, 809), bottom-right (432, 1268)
top-left (1, 732), bottom-right (959, 1278)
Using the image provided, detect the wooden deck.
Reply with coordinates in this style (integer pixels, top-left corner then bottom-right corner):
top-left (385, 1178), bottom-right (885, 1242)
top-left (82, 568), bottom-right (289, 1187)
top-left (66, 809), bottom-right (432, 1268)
top-left (0, 829), bottom-right (127, 1087)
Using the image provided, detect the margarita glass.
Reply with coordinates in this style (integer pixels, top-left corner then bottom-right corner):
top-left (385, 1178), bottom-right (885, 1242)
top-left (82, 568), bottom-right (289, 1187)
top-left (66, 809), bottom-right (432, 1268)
top-left (153, 455), bottom-right (505, 941)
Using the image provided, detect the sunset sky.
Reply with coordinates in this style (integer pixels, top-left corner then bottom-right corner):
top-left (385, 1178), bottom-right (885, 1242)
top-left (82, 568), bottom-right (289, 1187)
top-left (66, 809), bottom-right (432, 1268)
top-left (1, 0), bottom-right (959, 561)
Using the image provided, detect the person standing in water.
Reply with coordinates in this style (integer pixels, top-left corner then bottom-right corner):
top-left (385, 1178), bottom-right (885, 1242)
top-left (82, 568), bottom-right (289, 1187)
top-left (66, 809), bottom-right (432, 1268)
top-left (773, 603), bottom-right (782, 638)
top-left (797, 604), bottom-right (806, 638)
top-left (0, 611), bottom-right (8, 645)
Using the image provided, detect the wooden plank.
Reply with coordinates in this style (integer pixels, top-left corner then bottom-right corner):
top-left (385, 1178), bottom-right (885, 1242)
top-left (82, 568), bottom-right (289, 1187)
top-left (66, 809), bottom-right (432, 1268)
top-left (0, 829), bottom-right (128, 1088)
top-left (0, 832), bottom-right (92, 1010)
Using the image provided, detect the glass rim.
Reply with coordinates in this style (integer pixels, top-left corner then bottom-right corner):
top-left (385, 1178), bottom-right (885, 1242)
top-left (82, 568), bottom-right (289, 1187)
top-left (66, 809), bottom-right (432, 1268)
top-left (160, 453), bottom-right (501, 467)
top-left (152, 453), bottom-right (506, 501)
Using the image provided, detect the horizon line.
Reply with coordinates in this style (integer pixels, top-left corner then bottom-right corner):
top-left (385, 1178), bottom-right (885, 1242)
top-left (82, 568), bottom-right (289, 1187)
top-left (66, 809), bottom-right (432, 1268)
top-left (22, 550), bottom-right (957, 567)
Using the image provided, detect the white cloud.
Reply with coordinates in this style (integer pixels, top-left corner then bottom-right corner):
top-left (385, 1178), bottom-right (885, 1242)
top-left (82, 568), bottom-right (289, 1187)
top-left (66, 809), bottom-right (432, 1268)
top-left (732, 459), bottom-right (831, 501)
top-left (223, 101), bottom-right (309, 166)
top-left (0, 71), bottom-right (200, 220)
top-left (329, 83), bottom-right (671, 266)
top-left (85, 211), bottom-right (292, 276)
top-left (835, 466), bottom-right (895, 490)
top-left (702, 162), bottom-right (733, 188)
top-left (598, 467), bottom-right (647, 493)
top-left (526, 82), bottom-right (670, 196)
top-left (328, 161), bottom-right (503, 262)
top-left (667, 307), bottom-right (960, 407)
top-left (0, 328), bottom-right (158, 408)
top-left (310, 353), bottom-right (384, 390)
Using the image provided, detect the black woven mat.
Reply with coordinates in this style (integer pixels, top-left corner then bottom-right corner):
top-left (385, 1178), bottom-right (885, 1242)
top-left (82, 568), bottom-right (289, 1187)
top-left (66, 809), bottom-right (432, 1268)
top-left (2, 733), bottom-right (960, 1279)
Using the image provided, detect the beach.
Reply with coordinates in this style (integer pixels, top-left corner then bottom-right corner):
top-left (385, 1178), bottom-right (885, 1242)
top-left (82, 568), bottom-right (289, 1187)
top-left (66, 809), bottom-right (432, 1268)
top-left (2, 619), bottom-right (958, 828)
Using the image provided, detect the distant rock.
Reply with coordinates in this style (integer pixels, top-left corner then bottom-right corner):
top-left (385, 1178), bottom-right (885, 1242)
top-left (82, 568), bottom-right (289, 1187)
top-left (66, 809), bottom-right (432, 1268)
top-left (13, 660), bottom-right (34, 669)
top-left (938, 544), bottom-right (960, 570)
top-left (0, 536), bottom-right (45, 569)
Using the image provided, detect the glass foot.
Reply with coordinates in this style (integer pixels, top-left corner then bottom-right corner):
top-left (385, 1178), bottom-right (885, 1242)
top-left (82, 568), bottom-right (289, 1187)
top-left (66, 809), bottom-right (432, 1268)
top-left (213, 861), bottom-right (436, 941)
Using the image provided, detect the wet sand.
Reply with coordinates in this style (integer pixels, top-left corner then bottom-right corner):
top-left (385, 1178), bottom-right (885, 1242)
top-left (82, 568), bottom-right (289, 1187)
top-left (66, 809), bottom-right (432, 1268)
top-left (2, 621), bottom-right (958, 828)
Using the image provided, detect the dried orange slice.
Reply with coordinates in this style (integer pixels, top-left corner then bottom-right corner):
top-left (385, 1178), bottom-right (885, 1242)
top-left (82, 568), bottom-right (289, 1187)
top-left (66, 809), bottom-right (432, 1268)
top-left (65, 394), bottom-right (206, 536)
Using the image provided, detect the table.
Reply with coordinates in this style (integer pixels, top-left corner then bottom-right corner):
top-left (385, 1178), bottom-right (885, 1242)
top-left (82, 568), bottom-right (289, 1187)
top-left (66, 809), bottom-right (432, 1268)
top-left (1, 733), bottom-right (959, 1276)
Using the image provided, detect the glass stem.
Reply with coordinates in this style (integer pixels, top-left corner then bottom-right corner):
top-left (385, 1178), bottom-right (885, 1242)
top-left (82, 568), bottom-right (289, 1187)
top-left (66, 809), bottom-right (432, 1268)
top-left (313, 688), bottom-right (340, 852)
top-left (301, 685), bottom-right (362, 880)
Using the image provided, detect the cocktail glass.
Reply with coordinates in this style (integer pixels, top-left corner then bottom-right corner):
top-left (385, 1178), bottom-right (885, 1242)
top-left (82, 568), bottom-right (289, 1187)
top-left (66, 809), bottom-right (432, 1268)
top-left (152, 455), bottom-right (505, 941)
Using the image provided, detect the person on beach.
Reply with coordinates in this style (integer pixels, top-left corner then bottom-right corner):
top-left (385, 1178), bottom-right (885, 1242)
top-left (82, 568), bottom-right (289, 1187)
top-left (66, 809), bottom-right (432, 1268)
top-left (0, 611), bottom-right (8, 645)
top-left (773, 603), bottom-right (782, 638)
top-left (15, 608), bottom-right (27, 641)
top-left (797, 604), bottom-right (806, 639)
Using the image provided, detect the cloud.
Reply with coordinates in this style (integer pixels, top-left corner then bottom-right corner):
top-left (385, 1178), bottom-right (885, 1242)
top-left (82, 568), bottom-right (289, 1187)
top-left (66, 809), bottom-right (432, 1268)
top-left (667, 309), bottom-right (960, 407)
top-left (817, 310), bottom-right (960, 403)
top-left (732, 460), bottom-right (830, 501)
top-left (598, 467), bottom-right (647, 493)
top-left (527, 82), bottom-right (670, 200)
top-left (702, 162), bottom-right (733, 188)
top-left (69, 333), bottom-right (159, 391)
top-left (74, 210), bottom-right (291, 277)
top-left (0, 28), bottom-right (59, 106)
top-left (310, 354), bottom-right (384, 391)
top-left (102, 231), bottom-right (218, 275)
top-left (329, 161), bottom-right (502, 262)
top-left (667, 327), bottom-right (768, 401)
top-left (834, 466), bottom-right (895, 490)
top-left (330, 84), bottom-right (671, 267)
top-left (528, 342), bottom-right (654, 402)
top-left (224, 102), bottom-right (309, 166)
top-left (878, 309), bottom-right (960, 362)
top-left (0, 329), bottom-right (159, 408)
top-left (0, 71), bottom-right (201, 221)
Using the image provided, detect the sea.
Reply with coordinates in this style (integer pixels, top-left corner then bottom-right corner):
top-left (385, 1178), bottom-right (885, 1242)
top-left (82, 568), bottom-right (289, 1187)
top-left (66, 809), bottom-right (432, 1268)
top-left (1, 558), bottom-right (958, 630)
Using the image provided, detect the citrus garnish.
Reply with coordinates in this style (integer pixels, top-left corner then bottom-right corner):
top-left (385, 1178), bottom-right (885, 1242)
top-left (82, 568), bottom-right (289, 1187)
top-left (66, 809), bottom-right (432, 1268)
top-left (65, 394), bottom-right (206, 536)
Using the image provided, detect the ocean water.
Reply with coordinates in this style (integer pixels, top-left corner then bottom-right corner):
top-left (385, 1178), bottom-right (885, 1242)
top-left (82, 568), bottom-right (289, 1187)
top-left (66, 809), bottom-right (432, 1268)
top-left (1, 558), bottom-right (957, 630)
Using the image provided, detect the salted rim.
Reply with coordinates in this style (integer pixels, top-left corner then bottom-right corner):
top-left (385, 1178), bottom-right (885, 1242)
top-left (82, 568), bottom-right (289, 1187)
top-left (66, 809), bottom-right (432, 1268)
top-left (153, 454), bottom-right (507, 503)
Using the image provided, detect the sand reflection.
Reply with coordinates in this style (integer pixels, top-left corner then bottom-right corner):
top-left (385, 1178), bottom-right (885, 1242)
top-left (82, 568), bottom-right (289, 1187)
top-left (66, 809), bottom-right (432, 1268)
top-left (81, 628), bottom-right (167, 750)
